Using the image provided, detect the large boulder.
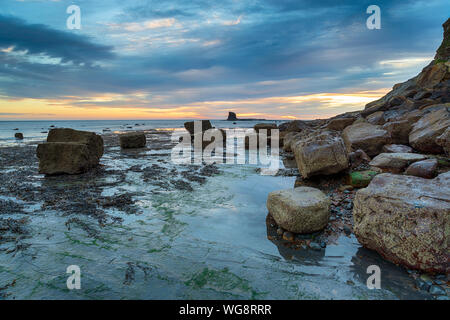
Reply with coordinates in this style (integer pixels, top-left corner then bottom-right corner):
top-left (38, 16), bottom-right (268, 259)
top-left (37, 128), bottom-right (104, 175)
top-left (369, 152), bottom-right (428, 173)
top-left (293, 131), bottom-right (349, 178)
top-left (37, 142), bottom-right (93, 175)
top-left (366, 111), bottom-right (386, 125)
top-left (47, 128), bottom-right (103, 160)
top-left (267, 187), bottom-right (330, 234)
top-left (14, 132), bottom-right (23, 140)
top-left (324, 117), bottom-right (356, 131)
top-left (278, 120), bottom-right (308, 132)
top-left (282, 130), bottom-right (312, 152)
top-left (184, 120), bottom-right (212, 135)
top-left (409, 105), bottom-right (450, 154)
top-left (120, 132), bottom-right (146, 149)
top-left (342, 122), bottom-right (391, 156)
top-left (353, 172), bottom-right (450, 273)
top-left (382, 120), bottom-right (412, 145)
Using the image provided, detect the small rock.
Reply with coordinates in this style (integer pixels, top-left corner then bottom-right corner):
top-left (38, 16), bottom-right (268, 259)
top-left (369, 152), bottom-right (428, 173)
top-left (338, 185), bottom-right (354, 192)
top-left (382, 144), bottom-right (413, 153)
top-left (309, 242), bottom-right (322, 250)
top-left (276, 227), bottom-right (284, 236)
top-left (120, 132), bottom-right (146, 149)
top-left (348, 170), bottom-right (378, 188)
top-left (416, 279), bottom-right (431, 292)
top-left (405, 158), bottom-right (438, 179)
top-left (343, 225), bottom-right (352, 235)
top-left (429, 285), bottom-right (446, 296)
top-left (14, 132), bottom-right (23, 139)
top-left (282, 231), bottom-right (294, 241)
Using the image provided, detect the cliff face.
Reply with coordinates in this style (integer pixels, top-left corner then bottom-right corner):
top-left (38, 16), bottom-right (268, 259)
top-left (361, 18), bottom-right (449, 120)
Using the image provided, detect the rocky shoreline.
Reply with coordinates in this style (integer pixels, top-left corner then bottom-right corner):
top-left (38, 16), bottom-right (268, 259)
top-left (0, 18), bottom-right (448, 301)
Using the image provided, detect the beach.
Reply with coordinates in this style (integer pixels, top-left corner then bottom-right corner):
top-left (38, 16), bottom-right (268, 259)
top-left (0, 121), bottom-right (434, 299)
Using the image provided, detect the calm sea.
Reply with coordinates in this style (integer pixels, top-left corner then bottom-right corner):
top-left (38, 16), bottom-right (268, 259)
top-left (0, 119), bottom-right (283, 147)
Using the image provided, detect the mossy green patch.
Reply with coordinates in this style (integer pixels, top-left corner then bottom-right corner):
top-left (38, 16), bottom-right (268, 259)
top-left (348, 171), bottom-right (378, 188)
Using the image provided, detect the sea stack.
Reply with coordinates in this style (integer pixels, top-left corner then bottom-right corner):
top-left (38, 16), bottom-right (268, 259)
top-left (227, 112), bottom-right (238, 121)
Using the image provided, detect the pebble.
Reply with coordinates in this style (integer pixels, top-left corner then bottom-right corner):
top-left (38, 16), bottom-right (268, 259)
top-left (309, 242), bottom-right (322, 251)
top-left (276, 228), bottom-right (284, 236)
top-left (416, 279), bottom-right (430, 292)
top-left (429, 285), bottom-right (446, 296)
top-left (338, 185), bottom-right (353, 192)
top-left (282, 231), bottom-right (294, 241)
top-left (343, 225), bottom-right (352, 235)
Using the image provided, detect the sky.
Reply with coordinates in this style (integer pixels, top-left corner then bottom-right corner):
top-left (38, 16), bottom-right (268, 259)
top-left (0, 0), bottom-right (448, 120)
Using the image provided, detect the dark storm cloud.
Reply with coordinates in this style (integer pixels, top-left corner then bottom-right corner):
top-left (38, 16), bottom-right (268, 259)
top-left (0, 14), bottom-right (115, 64)
top-left (0, 0), bottom-right (448, 108)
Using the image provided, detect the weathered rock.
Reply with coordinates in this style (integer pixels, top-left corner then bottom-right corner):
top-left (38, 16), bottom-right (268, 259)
top-left (382, 120), bottom-right (412, 145)
top-left (14, 132), bottom-right (23, 139)
top-left (119, 132), bottom-right (146, 148)
top-left (348, 149), bottom-right (371, 168)
top-left (37, 128), bottom-right (104, 175)
top-left (382, 144), bottom-right (413, 153)
top-left (436, 127), bottom-right (450, 155)
top-left (293, 131), bottom-right (349, 178)
top-left (342, 122), bottom-right (391, 156)
top-left (325, 117), bottom-right (356, 131)
top-left (36, 142), bottom-right (93, 175)
top-left (409, 106), bottom-right (450, 153)
top-left (366, 111), bottom-right (385, 125)
top-left (369, 152), bottom-right (427, 173)
top-left (254, 123), bottom-right (277, 136)
top-left (348, 170), bottom-right (378, 188)
top-left (47, 128), bottom-right (104, 160)
top-left (282, 130), bottom-right (312, 152)
top-left (405, 158), bottom-right (438, 179)
top-left (279, 120), bottom-right (308, 132)
top-left (353, 172), bottom-right (450, 273)
top-left (267, 187), bottom-right (330, 234)
top-left (184, 120), bottom-right (212, 135)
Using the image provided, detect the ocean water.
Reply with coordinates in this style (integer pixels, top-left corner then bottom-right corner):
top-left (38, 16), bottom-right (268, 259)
top-left (0, 119), bottom-right (283, 147)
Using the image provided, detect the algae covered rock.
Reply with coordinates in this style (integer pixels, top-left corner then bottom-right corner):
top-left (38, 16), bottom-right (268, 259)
top-left (348, 170), bottom-right (378, 188)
